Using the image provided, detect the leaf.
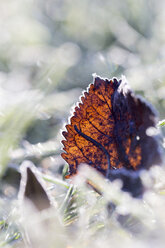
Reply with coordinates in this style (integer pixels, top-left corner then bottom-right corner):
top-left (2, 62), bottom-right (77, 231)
top-left (19, 161), bottom-right (51, 211)
top-left (61, 75), bottom-right (162, 178)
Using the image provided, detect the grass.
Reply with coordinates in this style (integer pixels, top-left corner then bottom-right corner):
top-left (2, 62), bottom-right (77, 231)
top-left (0, 0), bottom-right (165, 247)
top-left (1, 164), bottom-right (165, 248)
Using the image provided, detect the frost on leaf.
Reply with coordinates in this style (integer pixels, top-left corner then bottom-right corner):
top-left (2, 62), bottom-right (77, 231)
top-left (19, 162), bottom-right (51, 211)
top-left (61, 75), bottom-right (162, 178)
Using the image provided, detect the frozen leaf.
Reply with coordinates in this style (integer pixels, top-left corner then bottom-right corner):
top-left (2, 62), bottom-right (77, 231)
top-left (62, 75), bottom-right (162, 178)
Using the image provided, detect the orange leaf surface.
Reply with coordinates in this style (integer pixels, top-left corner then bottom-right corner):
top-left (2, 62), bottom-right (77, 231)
top-left (61, 75), bottom-right (161, 178)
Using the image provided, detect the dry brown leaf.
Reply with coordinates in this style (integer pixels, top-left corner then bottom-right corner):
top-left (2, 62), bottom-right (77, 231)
top-left (62, 75), bottom-right (162, 178)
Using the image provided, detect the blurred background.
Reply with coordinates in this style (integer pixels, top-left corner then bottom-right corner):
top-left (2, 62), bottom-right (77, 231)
top-left (0, 0), bottom-right (164, 189)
